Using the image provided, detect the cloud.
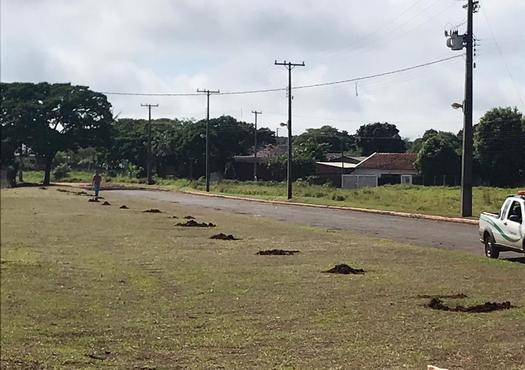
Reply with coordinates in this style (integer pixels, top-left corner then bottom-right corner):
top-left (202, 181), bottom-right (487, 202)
top-left (1, 0), bottom-right (523, 139)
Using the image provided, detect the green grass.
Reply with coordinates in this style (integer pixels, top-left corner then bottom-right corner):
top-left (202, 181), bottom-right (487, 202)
top-left (1, 187), bottom-right (524, 369)
top-left (23, 170), bottom-right (518, 218)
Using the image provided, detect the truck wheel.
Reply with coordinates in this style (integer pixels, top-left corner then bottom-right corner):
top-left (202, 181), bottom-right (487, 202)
top-left (484, 234), bottom-right (499, 259)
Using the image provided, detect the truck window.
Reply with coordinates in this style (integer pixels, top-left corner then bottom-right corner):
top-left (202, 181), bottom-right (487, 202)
top-left (507, 201), bottom-right (523, 223)
top-left (501, 199), bottom-right (511, 219)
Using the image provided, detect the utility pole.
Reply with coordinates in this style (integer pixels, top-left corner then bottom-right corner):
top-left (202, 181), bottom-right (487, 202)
top-left (446, 0), bottom-right (478, 217)
top-left (140, 103), bottom-right (158, 185)
top-left (197, 89), bottom-right (220, 192)
top-left (275, 60), bottom-right (305, 200)
top-left (252, 110), bottom-right (262, 181)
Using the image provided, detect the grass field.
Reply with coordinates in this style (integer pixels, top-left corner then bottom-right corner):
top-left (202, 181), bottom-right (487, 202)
top-left (1, 187), bottom-right (524, 369)
top-left (24, 170), bottom-right (519, 217)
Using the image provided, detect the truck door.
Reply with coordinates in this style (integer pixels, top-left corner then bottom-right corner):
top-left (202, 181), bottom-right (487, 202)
top-left (493, 199), bottom-right (512, 245)
top-left (503, 200), bottom-right (524, 250)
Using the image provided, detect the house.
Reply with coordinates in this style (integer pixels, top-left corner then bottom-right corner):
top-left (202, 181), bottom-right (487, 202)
top-left (232, 144), bottom-right (288, 181)
top-left (341, 152), bottom-right (418, 189)
top-left (315, 153), bottom-right (366, 186)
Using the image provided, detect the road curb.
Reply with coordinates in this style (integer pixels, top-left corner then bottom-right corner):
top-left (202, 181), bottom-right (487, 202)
top-left (54, 182), bottom-right (478, 225)
top-left (176, 189), bottom-right (479, 225)
top-left (56, 182), bottom-right (478, 225)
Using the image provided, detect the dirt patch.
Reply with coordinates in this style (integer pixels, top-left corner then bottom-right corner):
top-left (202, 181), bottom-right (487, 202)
top-left (416, 293), bottom-right (468, 299)
top-left (323, 264), bottom-right (365, 274)
top-left (120, 205), bottom-right (129, 209)
top-left (101, 201), bottom-right (111, 206)
top-left (184, 215), bottom-right (195, 219)
top-left (39, 187), bottom-right (47, 190)
top-left (256, 249), bottom-right (300, 255)
top-left (176, 220), bottom-right (216, 227)
top-left (56, 188), bottom-right (90, 196)
top-left (88, 198), bottom-right (99, 203)
top-left (426, 298), bottom-right (513, 313)
top-left (171, 215), bottom-right (178, 218)
top-left (210, 233), bottom-right (238, 240)
top-left (143, 209), bottom-right (162, 213)
top-left (85, 350), bottom-right (112, 361)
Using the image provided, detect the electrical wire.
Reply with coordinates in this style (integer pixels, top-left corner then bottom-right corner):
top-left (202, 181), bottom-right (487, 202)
top-left (100, 55), bottom-right (463, 98)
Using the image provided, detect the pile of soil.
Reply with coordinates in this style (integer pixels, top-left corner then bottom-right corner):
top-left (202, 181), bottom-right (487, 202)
top-left (323, 264), bottom-right (365, 275)
top-left (256, 249), bottom-right (300, 255)
top-left (176, 220), bottom-right (216, 227)
top-left (143, 209), bottom-right (162, 213)
top-left (171, 215), bottom-right (178, 218)
top-left (184, 215), bottom-right (195, 219)
top-left (210, 233), bottom-right (237, 240)
top-left (427, 298), bottom-right (513, 313)
top-left (119, 205), bottom-right (129, 209)
top-left (39, 187), bottom-right (47, 190)
top-left (101, 201), bottom-right (111, 206)
top-left (88, 198), bottom-right (99, 203)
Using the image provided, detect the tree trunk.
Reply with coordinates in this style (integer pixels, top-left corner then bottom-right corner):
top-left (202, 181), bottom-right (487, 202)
top-left (43, 156), bottom-right (52, 185)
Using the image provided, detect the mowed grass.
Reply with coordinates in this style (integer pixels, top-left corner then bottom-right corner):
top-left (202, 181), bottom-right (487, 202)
top-left (24, 170), bottom-right (518, 217)
top-left (1, 187), bottom-right (524, 369)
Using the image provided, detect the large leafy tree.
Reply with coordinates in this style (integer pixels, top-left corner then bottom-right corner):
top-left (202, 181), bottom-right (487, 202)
top-left (1, 82), bottom-right (114, 185)
top-left (293, 125), bottom-right (356, 161)
top-left (355, 122), bottom-right (406, 155)
top-left (474, 107), bottom-right (525, 186)
top-left (416, 130), bottom-right (461, 182)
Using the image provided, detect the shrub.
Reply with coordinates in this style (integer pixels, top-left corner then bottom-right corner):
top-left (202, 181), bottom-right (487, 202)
top-left (52, 164), bottom-right (71, 180)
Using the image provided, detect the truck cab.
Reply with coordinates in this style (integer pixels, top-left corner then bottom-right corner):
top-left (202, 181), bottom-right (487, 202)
top-left (479, 192), bottom-right (525, 258)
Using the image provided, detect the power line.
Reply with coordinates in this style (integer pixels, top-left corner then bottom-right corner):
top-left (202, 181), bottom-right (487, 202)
top-left (100, 55), bottom-right (463, 98)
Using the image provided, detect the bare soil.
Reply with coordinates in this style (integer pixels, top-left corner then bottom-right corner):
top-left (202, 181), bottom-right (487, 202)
top-left (183, 215), bottom-right (195, 219)
top-left (102, 201), bottom-right (111, 206)
top-left (210, 233), bottom-right (237, 240)
top-left (88, 198), bottom-right (99, 203)
top-left (143, 209), bottom-right (162, 213)
top-left (323, 264), bottom-right (365, 274)
top-left (416, 293), bottom-right (468, 299)
top-left (427, 298), bottom-right (513, 313)
top-left (120, 205), bottom-right (129, 209)
top-left (176, 220), bottom-right (216, 227)
top-left (256, 249), bottom-right (300, 255)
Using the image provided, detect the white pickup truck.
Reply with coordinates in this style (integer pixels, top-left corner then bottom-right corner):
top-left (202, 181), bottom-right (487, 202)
top-left (479, 192), bottom-right (525, 258)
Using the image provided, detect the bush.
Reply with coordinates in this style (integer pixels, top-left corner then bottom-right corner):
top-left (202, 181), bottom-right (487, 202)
top-left (52, 164), bottom-right (71, 180)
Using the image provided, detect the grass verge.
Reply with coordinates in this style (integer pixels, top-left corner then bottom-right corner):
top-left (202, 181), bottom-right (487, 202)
top-left (1, 187), bottom-right (524, 369)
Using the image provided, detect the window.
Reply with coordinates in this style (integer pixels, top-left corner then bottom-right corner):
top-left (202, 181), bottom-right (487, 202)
top-left (507, 201), bottom-right (523, 223)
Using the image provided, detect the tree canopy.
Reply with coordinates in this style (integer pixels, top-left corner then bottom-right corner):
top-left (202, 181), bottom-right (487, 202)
top-left (474, 106), bottom-right (525, 187)
top-left (355, 122), bottom-right (406, 155)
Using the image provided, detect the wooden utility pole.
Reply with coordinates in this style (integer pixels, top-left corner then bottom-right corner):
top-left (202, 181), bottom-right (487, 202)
top-left (252, 110), bottom-right (262, 181)
top-left (197, 89), bottom-right (220, 192)
top-left (140, 103), bottom-right (158, 185)
top-left (274, 60), bottom-right (305, 200)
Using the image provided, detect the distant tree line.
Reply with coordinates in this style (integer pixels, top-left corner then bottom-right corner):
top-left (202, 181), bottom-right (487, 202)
top-left (2, 82), bottom-right (524, 187)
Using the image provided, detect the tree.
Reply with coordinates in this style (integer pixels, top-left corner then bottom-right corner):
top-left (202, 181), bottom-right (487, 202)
top-left (293, 125), bottom-right (356, 161)
top-left (355, 122), bottom-right (405, 155)
top-left (474, 107), bottom-right (525, 186)
top-left (416, 132), bottom-right (461, 183)
top-left (0, 82), bottom-right (114, 185)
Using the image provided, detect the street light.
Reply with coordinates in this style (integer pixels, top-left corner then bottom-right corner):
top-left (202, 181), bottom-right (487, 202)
top-left (451, 102), bottom-right (464, 110)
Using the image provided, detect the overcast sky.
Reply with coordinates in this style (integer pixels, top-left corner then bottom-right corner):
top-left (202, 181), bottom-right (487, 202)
top-left (1, 0), bottom-right (524, 139)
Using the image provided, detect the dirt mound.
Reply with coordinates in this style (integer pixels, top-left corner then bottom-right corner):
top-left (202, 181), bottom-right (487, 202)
top-left (39, 187), bottom-right (47, 190)
top-left (143, 209), bottom-right (162, 213)
top-left (176, 220), bottom-right (216, 227)
top-left (427, 298), bottom-right (513, 313)
top-left (210, 233), bottom-right (237, 240)
top-left (256, 249), bottom-right (300, 255)
top-left (119, 205), bottom-right (129, 209)
top-left (323, 264), bottom-right (365, 274)
top-left (171, 215), bottom-right (178, 218)
top-left (101, 201), bottom-right (111, 206)
top-left (184, 215), bottom-right (195, 219)
top-left (88, 198), bottom-right (99, 203)
top-left (416, 293), bottom-right (467, 299)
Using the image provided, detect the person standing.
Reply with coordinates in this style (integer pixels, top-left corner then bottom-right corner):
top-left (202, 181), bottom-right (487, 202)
top-left (92, 171), bottom-right (102, 200)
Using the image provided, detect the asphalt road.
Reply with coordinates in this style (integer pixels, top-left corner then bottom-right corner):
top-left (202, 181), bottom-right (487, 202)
top-left (110, 189), bottom-right (494, 256)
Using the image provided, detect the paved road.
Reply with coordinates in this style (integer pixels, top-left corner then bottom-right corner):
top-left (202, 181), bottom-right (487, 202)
top-left (111, 189), bottom-right (492, 256)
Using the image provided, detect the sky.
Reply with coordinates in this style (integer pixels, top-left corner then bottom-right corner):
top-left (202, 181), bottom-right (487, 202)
top-left (1, 0), bottom-right (524, 139)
